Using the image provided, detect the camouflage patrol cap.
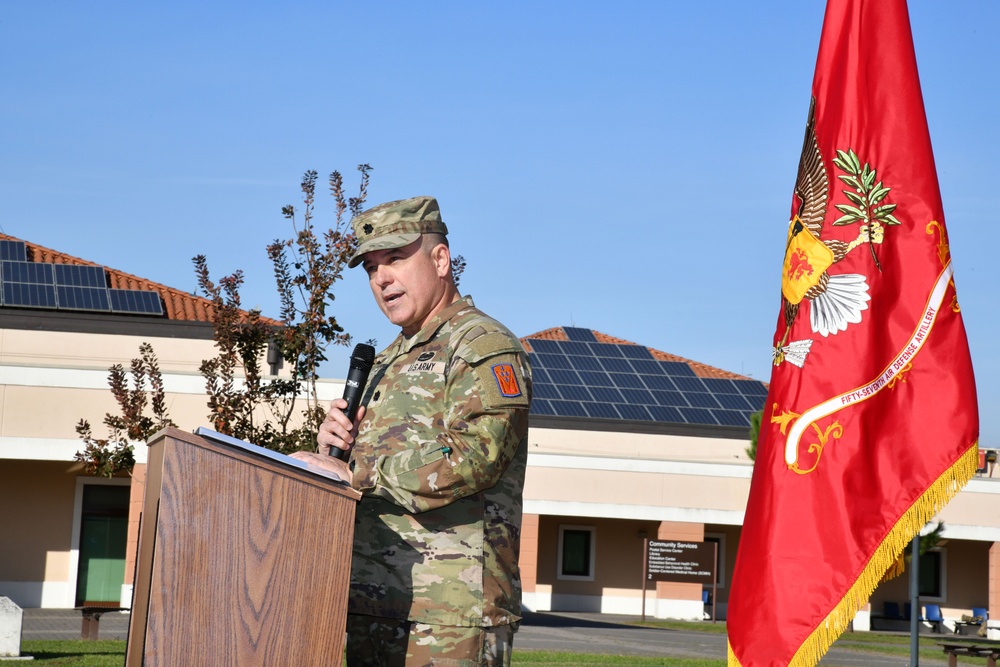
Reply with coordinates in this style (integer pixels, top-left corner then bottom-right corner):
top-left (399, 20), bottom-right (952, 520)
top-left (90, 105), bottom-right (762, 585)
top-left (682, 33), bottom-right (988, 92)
top-left (348, 196), bottom-right (449, 268)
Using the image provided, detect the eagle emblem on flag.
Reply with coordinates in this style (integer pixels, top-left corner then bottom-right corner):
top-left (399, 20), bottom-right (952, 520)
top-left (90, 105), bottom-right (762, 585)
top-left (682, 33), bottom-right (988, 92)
top-left (774, 99), bottom-right (900, 368)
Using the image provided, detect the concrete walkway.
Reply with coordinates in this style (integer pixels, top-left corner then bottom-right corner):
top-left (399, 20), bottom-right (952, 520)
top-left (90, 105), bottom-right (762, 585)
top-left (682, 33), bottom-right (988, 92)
top-left (20, 608), bottom-right (951, 666)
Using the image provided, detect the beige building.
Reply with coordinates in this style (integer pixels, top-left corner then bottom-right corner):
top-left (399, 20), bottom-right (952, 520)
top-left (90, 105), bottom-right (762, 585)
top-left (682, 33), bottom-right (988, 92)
top-left (1, 234), bottom-right (997, 636)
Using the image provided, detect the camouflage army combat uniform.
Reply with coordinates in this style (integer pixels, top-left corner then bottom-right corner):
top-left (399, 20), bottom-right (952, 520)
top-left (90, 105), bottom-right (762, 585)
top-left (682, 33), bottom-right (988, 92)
top-left (347, 295), bottom-right (531, 665)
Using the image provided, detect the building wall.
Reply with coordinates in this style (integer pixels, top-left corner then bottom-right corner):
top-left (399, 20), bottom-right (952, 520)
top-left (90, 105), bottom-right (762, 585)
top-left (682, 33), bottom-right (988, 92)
top-left (4, 323), bottom-right (999, 622)
top-left (531, 514), bottom-right (661, 615)
top-left (0, 460), bottom-right (77, 582)
top-left (528, 423), bottom-right (751, 465)
top-left (0, 460), bottom-right (132, 607)
top-left (523, 424), bottom-right (1000, 625)
top-left (0, 328), bottom-right (213, 374)
top-left (871, 538), bottom-right (991, 619)
top-left (0, 324), bottom-right (345, 609)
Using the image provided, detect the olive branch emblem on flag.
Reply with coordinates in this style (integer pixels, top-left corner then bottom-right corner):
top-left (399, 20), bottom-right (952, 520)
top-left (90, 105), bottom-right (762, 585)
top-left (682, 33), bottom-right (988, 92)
top-left (831, 148), bottom-right (901, 270)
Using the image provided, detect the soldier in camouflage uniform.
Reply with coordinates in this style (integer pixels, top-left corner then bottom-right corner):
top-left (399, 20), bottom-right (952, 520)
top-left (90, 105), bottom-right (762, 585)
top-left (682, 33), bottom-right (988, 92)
top-left (293, 196), bottom-right (531, 666)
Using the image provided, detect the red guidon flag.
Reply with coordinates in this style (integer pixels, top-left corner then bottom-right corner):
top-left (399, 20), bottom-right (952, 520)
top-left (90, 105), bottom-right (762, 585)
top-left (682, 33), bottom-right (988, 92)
top-left (727, 1), bottom-right (979, 665)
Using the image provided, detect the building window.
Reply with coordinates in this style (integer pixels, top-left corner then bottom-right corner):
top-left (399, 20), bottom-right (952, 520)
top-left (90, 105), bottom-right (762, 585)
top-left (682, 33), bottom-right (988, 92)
top-left (557, 525), bottom-right (595, 581)
top-left (918, 548), bottom-right (947, 601)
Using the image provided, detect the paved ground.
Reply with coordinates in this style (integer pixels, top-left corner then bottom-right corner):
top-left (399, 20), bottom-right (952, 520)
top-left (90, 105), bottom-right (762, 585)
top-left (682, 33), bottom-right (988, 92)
top-left (22, 608), bottom-right (131, 642)
top-left (516, 612), bottom-right (949, 666)
top-left (20, 607), bottom-right (951, 666)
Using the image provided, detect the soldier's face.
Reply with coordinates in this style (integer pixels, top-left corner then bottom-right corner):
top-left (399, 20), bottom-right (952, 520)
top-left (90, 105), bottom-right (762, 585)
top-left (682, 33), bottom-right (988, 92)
top-left (362, 237), bottom-right (452, 336)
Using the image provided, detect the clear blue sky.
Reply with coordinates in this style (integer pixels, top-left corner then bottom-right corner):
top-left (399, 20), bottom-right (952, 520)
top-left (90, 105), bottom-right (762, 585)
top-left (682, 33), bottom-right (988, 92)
top-left (2, 2), bottom-right (997, 445)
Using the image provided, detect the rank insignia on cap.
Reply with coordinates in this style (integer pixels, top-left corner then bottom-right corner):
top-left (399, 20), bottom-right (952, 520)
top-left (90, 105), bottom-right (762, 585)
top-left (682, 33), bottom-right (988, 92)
top-left (492, 363), bottom-right (522, 398)
top-left (363, 223), bottom-right (374, 235)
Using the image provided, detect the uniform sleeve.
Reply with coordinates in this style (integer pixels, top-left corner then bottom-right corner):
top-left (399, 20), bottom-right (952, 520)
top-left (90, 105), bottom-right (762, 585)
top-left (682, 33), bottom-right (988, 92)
top-left (355, 332), bottom-right (531, 513)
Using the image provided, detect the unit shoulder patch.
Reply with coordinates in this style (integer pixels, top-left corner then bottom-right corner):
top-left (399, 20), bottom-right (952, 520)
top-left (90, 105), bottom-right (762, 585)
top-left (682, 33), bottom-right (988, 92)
top-left (472, 353), bottom-right (529, 409)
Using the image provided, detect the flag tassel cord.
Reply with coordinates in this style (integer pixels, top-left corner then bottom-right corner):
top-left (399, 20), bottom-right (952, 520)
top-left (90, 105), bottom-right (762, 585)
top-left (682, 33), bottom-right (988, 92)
top-left (727, 441), bottom-right (979, 667)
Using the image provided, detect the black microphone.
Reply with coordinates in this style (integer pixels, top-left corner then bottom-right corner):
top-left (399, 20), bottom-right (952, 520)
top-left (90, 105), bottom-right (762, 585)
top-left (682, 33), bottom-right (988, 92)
top-left (331, 343), bottom-right (376, 461)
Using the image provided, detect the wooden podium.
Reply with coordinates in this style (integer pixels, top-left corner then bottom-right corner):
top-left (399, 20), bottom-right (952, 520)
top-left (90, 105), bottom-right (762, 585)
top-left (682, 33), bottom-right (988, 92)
top-left (126, 428), bottom-right (360, 666)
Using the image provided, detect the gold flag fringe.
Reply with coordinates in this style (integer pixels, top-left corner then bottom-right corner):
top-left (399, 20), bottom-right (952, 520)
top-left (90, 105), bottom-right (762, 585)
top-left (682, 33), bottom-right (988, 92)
top-left (879, 553), bottom-right (906, 584)
top-left (728, 441), bottom-right (979, 667)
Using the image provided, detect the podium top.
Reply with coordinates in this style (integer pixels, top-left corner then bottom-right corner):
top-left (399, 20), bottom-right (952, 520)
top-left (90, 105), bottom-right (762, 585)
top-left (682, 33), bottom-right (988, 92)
top-left (192, 427), bottom-right (350, 485)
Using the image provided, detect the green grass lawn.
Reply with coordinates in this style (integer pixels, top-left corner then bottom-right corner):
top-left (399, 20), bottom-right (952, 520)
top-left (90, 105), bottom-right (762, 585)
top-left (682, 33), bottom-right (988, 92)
top-left (19, 641), bottom-right (725, 667)
top-left (20, 640), bottom-right (124, 666)
top-left (19, 626), bottom-right (988, 666)
top-left (514, 656), bottom-right (724, 666)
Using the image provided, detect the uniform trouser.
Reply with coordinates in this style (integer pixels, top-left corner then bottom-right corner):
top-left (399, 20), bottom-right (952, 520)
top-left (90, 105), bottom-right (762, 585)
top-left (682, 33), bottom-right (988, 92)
top-left (345, 613), bottom-right (515, 667)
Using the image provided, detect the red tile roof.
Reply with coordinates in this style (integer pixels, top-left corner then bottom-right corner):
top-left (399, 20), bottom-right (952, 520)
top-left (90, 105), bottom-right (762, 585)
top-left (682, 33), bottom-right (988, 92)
top-left (522, 326), bottom-right (755, 381)
top-left (1, 233), bottom-right (279, 325)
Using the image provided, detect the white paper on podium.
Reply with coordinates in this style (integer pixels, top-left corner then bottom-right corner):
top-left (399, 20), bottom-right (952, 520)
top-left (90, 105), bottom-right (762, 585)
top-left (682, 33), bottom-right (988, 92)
top-left (193, 427), bottom-right (348, 484)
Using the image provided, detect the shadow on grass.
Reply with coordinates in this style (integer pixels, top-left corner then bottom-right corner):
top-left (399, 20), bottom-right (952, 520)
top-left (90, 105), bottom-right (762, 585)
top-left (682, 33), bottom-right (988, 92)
top-left (20, 640), bottom-right (125, 666)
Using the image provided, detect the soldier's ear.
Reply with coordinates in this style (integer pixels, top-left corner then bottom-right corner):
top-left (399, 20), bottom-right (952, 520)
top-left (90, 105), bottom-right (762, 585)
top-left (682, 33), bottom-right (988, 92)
top-left (431, 242), bottom-right (451, 278)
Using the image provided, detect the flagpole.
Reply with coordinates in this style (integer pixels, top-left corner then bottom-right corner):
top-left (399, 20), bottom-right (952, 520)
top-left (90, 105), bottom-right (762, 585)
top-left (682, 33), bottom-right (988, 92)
top-left (909, 537), bottom-right (920, 667)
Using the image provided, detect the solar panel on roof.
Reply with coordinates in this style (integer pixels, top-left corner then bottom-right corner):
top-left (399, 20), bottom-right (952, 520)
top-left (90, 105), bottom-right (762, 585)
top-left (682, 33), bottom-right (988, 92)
top-left (557, 385), bottom-right (594, 402)
top-left (47, 265), bottom-right (112, 312)
top-left (659, 361), bottom-right (697, 377)
top-left (587, 342), bottom-right (624, 358)
top-left (701, 378), bottom-right (738, 394)
top-left (564, 327), bottom-right (597, 342)
top-left (0, 259), bottom-right (167, 317)
top-left (547, 368), bottom-right (584, 385)
top-left (109, 289), bottom-right (164, 316)
top-left (583, 403), bottom-right (620, 419)
top-left (1, 261), bottom-right (56, 309)
top-left (651, 389), bottom-right (688, 407)
top-left (578, 370), bottom-right (614, 387)
top-left (715, 393), bottom-right (755, 410)
top-left (597, 357), bottom-right (633, 374)
top-left (641, 375), bottom-right (678, 391)
top-left (54, 264), bottom-right (107, 288)
top-left (565, 355), bottom-right (604, 372)
top-left (629, 359), bottom-right (665, 376)
top-left (713, 410), bottom-right (751, 427)
top-left (620, 388), bottom-right (655, 405)
top-left (680, 407), bottom-right (718, 425)
top-left (733, 379), bottom-right (769, 398)
top-left (3, 282), bottom-right (57, 308)
top-left (528, 339), bottom-right (564, 354)
top-left (530, 399), bottom-right (557, 415)
top-left (533, 352), bottom-right (572, 369)
top-left (0, 240), bottom-right (27, 262)
top-left (672, 376), bottom-right (709, 393)
top-left (556, 341), bottom-right (593, 356)
top-left (57, 285), bottom-right (111, 311)
top-left (608, 373), bottom-right (645, 389)
top-left (684, 392), bottom-right (722, 409)
top-left (617, 404), bottom-right (652, 421)
top-left (524, 332), bottom-right (761, 428)
top-left (533, 384), bottom-right (561, 400)
top-left (618, 345), bottom-right (654, 360)
top-left (647, 405), bottom-right (685, 423)
top-left (588, 386), bottom-right (625, 403)
top-left (549, 400), bottom-right (589, 418)
top-left (2, 260), bottom-right (54, 284)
